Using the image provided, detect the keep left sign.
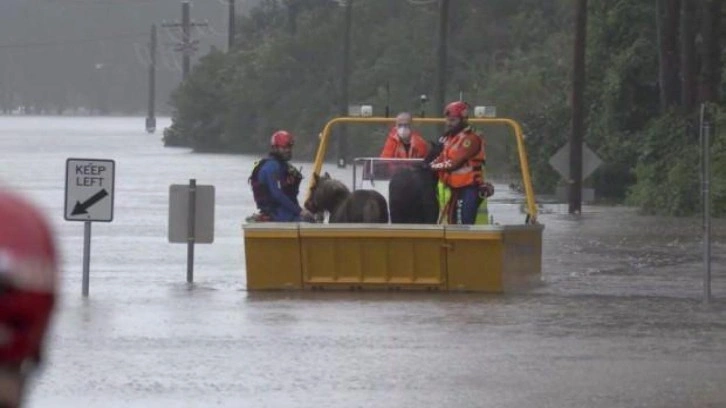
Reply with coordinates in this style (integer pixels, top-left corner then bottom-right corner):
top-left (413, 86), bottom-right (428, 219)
top-left (64, 158), bottom-right (115, 222)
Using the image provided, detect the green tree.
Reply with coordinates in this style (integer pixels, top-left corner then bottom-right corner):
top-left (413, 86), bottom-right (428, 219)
top-left (166, 0), bottom-right (726, 216)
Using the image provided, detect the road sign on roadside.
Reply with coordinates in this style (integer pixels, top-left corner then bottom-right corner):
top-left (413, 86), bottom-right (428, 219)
top-left (168, 179), bottom-right (215, 284)
top-left (64, 157), bottom-right (116, 297)
top-left (65, 158), bottom-right (115, 222)
top-left (548, 142), bottom-right (603, 181)
top-left (168, 182), bottom-right (215, 244)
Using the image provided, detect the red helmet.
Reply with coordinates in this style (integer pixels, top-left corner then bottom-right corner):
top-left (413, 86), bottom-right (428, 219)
top-left (0, 188), bottom-right (58, 367)
top-left (270, 130), bottom-right (294, 148)
top-left (444, 101), bottom-right (469, 118)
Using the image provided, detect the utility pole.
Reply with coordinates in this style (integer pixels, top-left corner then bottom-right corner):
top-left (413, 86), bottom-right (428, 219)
top-left (569, 0), bottom-right (587, 214)
top-left (385, 80), bottom-right (390, 118)
top-left (181, 1), bottom-right (192, 78)
top-left (337, 0), bottom-right (352, 168)
top-left (228, 0), bottom-right (236, 51)
top-left (700, 105), bottom-right (712, 304)
top-left (146, 24), bottom-right (157, 134)
top-left (162, 1), bottom-right (208, 80)
top-left (434, 0), bottom-right (450, 119)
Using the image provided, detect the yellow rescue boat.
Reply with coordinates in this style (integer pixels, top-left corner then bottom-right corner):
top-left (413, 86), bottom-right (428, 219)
top-left (243, 116), bottom-right (543, 292)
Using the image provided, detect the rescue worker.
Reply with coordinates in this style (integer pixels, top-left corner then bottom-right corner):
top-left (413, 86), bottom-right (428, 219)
top-left (429, 101), bottom-right (493, 225)
top-left (380, 112), bottom-right (430, 159)
top-left (372, 112), bottom-right (431, 179)
top-left (0, 187), bottom-right (59, 408)
top-left (248, 130), bottom-right (315, 222)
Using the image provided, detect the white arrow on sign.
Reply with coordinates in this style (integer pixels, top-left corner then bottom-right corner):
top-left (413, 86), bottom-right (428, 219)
top-left (548, 142), bottom-right (603, 181)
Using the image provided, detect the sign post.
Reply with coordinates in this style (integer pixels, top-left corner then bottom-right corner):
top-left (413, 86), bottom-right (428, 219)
top-left (187, 179), bottom-right (196, 283)
top-left (64, 158), bottom-right (115, 297)
top-left (169, 179), bottom-right (215, 283)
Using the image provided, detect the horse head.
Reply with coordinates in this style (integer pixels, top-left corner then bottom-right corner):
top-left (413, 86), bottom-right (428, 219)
top-left (304, 172), bottom-right (350, 215)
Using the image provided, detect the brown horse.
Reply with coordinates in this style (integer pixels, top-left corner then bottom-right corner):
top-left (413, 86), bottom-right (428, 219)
top-left (304, 172), bottom-right (389, 223)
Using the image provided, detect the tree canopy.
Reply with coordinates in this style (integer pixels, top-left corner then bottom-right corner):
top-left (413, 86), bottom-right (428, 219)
top-left (166, 0), bottom-right (726, 216)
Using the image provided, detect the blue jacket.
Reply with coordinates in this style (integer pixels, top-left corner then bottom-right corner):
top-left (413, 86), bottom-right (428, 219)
top-left (256, 159), bottom-right (303, 222)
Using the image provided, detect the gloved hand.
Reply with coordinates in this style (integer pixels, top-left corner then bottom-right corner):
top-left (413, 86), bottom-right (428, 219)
top-left (479, 182), bottom-right (495, 198)
top-left (429, 160), bottom-right (452, 170)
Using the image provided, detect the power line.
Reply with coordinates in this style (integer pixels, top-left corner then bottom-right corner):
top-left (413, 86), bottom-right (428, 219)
top-left (0, 33), bottom-right (147, 49)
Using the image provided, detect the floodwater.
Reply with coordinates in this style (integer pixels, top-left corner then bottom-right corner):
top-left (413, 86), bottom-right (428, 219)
top-left (1, 116), bottom-right (724, 408)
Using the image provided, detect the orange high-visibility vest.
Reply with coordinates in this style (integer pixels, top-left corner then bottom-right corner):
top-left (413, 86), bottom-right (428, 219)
top-left (438, 128), bottom-right (485, 188)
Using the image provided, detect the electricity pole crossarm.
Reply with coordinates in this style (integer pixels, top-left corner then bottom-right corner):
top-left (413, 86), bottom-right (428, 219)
top-left (161, 1), bottom-right (209, 80)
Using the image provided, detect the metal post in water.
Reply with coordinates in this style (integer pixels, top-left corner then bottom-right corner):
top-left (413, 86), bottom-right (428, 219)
top-left (702, 117), bottom-right (712, 303)
top-left (82, 221), bottom-right (92, 297)
top-left (352, 160), bottom-right (357, 191)
top-left (569, 0), bottom-right (587, 215)
top-left (187, 178), bottom-right (196, 284)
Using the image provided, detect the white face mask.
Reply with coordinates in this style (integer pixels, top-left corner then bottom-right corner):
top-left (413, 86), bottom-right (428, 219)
top-left (396, 126), bottom-right (411, 141)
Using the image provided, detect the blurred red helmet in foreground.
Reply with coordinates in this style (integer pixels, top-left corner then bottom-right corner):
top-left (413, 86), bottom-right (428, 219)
top-left (0, 188), bottom-right (58, 367)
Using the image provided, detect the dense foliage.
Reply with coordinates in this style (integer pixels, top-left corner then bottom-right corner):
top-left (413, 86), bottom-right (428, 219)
top-left (166, 0), bottom-right (725, 215)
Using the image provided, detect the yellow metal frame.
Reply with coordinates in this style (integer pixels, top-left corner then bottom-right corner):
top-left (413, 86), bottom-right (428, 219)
top-left (306, 117), bottom-right (538, 223)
